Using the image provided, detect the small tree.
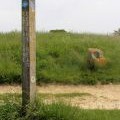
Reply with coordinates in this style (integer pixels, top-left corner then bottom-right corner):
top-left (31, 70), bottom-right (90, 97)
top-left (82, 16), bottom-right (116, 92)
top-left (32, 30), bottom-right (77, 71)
top-left (114, 28), bottom-right (120, 35)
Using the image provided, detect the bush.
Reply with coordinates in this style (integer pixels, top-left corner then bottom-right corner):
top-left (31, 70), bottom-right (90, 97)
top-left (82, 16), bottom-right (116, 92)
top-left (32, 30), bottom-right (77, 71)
top-left (50, 29), bottom-right (67, 33)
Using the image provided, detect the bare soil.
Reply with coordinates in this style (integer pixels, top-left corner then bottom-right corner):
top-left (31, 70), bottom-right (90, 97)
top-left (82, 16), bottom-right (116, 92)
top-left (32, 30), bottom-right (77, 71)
top-left (0, 84), bottom-right (120, 109)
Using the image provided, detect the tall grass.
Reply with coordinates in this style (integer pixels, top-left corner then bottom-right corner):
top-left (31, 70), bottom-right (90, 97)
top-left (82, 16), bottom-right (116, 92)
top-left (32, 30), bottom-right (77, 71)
top-left (0, 32), bottom-right (120, 84)
top-left (0, 100), bottom-right (120, 120)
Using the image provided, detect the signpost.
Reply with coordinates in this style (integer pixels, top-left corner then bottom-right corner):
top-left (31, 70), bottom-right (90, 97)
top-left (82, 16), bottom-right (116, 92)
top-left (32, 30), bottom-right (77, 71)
top-left (22, 0), bottom-right (36, 109)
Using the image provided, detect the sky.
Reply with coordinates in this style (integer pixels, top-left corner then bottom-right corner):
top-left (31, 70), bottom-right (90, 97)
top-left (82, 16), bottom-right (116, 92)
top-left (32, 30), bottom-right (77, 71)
top-left (0, 0), bottom-right (120, 33)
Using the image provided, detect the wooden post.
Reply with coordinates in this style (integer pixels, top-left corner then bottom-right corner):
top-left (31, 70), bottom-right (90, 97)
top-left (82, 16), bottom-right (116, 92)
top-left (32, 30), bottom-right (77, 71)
top-left (22, 0), bottom-right (36, 109)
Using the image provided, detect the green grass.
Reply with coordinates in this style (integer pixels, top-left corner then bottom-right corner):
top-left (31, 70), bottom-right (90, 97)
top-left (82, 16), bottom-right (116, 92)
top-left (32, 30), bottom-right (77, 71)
top-left (28, 93), bottom-right (90, 99)
top-left (54, 92), bottom-right (91, 98)
top-left (0, 31), bottom-right (120, 84)
top-left (0, 93), bottom-right (91, 102)
top-left (0, 95), bottom-right (120, 120)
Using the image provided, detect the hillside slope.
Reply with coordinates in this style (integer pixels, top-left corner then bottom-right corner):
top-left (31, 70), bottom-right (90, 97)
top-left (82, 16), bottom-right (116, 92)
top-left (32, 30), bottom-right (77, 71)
top-left (0, 32), bottom-right (120, 84)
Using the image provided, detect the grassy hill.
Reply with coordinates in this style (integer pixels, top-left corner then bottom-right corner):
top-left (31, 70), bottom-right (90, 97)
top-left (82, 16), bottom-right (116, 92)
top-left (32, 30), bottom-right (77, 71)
top-left (0, 32), bottom-right (120, 85)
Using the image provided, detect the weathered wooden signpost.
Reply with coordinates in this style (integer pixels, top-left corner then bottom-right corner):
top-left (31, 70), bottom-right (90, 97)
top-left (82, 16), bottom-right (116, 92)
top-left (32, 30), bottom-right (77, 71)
top-left (22, 0), bottom-right (36, 110)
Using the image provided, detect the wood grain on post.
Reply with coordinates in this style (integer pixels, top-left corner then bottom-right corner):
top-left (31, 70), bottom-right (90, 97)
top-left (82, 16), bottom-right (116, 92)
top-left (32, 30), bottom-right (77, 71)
top-left (22, 0), bottom-right (36, 108)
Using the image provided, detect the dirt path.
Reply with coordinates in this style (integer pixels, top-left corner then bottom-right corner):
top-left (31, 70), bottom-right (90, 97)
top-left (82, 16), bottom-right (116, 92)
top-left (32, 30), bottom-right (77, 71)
top-left (0, 84), bottom-right (120, 109)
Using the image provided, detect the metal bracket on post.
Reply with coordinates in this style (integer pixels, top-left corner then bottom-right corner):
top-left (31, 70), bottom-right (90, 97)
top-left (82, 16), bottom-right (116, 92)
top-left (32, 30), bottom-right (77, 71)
top-left (22, 0), bottom-right (36, 112)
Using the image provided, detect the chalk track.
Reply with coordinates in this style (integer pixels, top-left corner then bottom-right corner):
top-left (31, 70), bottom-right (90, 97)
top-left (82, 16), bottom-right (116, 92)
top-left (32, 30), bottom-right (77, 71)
top-left (0, 84), bottom-right (120, 109)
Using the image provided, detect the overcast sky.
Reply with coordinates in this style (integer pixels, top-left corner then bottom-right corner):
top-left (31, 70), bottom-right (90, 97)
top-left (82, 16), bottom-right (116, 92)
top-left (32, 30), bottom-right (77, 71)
top-left (0, 0), bottom-right (120, 33)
